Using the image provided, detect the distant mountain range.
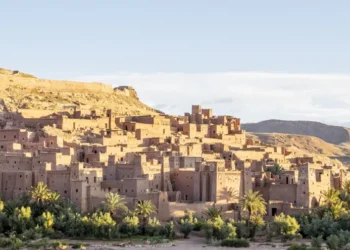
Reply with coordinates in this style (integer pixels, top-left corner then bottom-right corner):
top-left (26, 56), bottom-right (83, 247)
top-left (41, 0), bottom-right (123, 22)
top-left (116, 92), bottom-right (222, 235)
top-left (242, 119), bottom-right (350, 145)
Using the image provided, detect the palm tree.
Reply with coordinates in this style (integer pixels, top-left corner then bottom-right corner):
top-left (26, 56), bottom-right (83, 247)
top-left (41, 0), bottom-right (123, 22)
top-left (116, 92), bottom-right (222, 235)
top-left (203, 207), bottom-right (222, 220)
top-left (330, 201), bottom-right (346, 219)
top-left (102, 192), bottom-right (127, 218)
top-left (321, 188), bottom-right (340, 208)
top-left (30, 182), bottom-right (50, 205)
top-left (222, 187), bottom-right (239, 204)
top-left (135, 200), bottom-right (156, 231)
top-left (266, 163), bottom-right (284, 176)
top-left (241, 190), bottom-right (267, 227)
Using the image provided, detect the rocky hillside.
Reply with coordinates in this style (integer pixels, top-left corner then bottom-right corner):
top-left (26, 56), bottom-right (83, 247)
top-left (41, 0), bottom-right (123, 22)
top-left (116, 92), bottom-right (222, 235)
top-left (0, 68), bottom-right (158, 116)
top-left (242, 120), bottom-right (350, 144)
top-left (248, 132), bottom-right (350, 157)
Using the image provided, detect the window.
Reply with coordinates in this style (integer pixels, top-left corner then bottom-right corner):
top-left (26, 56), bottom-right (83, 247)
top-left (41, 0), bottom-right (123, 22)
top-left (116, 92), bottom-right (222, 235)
top-left (14, 135), bottom-right (16, 139)
top-left (19, 175), bottom-right (22, 178)
top-left (94, 177), bottom-right (97, 183)
top-left (3, 135), bottom-right (5, 138)
top-left (76, 189), bottom-right (78, 193)
top-left (156, 185), bottom-right (159, 189)
top-left (272, 208), bottom-right (277, 216)
top-left (125, 189), bottom-right (128, 193)
top-left (64, 190), bottom-right (67, 194)
top-left (131, 189), bottom-right (134, 192)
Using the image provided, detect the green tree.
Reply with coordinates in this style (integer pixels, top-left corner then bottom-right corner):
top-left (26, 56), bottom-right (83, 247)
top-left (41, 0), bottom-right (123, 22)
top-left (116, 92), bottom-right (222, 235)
top-left (321, 188), bottom-right (341, 208)
top-left (102, 192), bottom-right (127, 219)
top-left (273, 213), bottom-right (300, 236)
top-left (241, 190), bottom-right (266, 227)
top-left (135, 200), bottom-right (156, 232)
top-left (31, 182), bottom-right (51, 205)
top-left (203, 207), bottom-right (222, 220)
top-left (41, 211), bottom-right (54, 230)
top-left (266, 163), bottom-right (284, 176)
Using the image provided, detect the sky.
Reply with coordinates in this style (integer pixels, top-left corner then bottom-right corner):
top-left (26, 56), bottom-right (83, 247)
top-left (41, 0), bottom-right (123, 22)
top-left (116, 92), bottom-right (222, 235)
top-left (1, 1), bottom-right (350, 126)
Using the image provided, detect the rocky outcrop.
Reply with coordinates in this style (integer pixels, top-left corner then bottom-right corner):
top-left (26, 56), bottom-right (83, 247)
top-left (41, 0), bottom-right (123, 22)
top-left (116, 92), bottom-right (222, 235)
top-left (0, 68), bottom-right (158, 116)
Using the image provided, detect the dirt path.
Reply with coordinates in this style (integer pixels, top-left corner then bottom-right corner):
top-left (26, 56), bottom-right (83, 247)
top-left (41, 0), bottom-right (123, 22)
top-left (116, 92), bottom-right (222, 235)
top-left (82, 236), bottom-right (290, 250)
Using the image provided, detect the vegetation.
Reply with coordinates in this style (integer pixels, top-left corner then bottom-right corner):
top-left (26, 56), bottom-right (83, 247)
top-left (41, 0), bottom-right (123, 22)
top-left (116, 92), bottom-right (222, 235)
top-left (266, 163), bottom-right (284, 176)
top-left (5, 181), bottom-right (350, 248)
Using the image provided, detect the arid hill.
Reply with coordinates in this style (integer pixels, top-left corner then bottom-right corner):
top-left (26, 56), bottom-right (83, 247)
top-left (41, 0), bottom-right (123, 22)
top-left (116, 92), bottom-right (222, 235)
top-left (0, 68), bottom-right (158, 116)
top-left (242, 119), bottom-right (350, 144)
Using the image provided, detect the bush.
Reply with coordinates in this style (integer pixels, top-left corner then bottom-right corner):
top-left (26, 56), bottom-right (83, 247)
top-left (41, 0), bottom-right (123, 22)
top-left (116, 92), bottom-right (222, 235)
top-left (203, 217), bottom-right (237, 241)
top-left (311, 235), bottom-right (323, 248)
top-left (287, 244), bottom-right (308, 250)
top-left (145, 217), bottom-right (162, 236)
top-left (326, 234), bottom-right (340, 250)
top-left (71, 243), bottom-right (86, 249)
top-left (120, 216), bottom-right (140, 236)
top-left (273, 213), bottom-right (300, 236)
top-left (8, 234), bottom-right (24, 250)
top-left (221, 238), bottom-right (250, 247)
top-left (19, 228), bottom-right (42, 241)
top-left (180, 222), bottom-right (193, 238)
top-left (161, 221), bottom-right (176, 239)
top-left (300, 214), bottom-right (339, 239)
top-left (49, 230), bottom-right (65, 239)
top-left (233, 221), bottom-right (249, 238)
top-left (0, 237), bottom-right (11, 248)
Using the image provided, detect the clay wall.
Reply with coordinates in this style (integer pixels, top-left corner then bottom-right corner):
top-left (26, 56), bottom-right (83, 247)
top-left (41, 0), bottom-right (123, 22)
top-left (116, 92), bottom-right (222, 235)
top-left (47, 170), bottom-right (71, 199)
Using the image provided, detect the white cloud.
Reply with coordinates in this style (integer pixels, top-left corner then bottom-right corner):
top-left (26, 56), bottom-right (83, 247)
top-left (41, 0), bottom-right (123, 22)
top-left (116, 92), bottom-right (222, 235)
top-left (75, 72), bottom-right (350, 126)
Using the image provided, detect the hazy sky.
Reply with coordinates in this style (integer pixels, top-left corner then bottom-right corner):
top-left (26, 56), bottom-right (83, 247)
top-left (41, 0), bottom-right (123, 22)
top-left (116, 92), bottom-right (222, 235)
top-left (1, 1), bottom-right (350, 125)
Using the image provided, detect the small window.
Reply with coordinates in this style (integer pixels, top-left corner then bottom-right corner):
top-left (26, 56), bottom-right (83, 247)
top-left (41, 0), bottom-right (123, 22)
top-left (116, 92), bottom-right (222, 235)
top-left (14, 135), bottom-right (16, 139)
top-left (156, 185), bottom-right (159, 189)
top-left (64, 190), bottom-right (67, 194)
top-left (131, 189), bottom-right (134, 192)
top-left (76, 189), bottom-right (78, 193)
top-left (3, 135), bottom-right (6, 138)
top-left (19, 175), bottom-right (22, 178)
top-left (125, 189), bottom-right (128, 193)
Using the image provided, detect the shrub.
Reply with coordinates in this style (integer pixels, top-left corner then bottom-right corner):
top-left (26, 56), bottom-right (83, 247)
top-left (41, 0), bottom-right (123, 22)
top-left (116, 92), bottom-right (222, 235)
top-left (19, 228), bottom-right (42, 241)
top-left (301, 214), bottom-right (339, 238)
top-left (311, 235), bottom-right (323, 249)
top-left (221, 238), bottom-right (250, 248)
top-left (0, 237), bottom-right (11, 248)
top-left (161, 221), bottom-right (176, 239)
top-left (203, 217), bottom-right (236, 241)
top-left (180, 222), bottom-right (193, 238)
top-left (273, 213), bottom-right (300, 236)
top-left (8, 234), bottom-right (24, 250)
top-left (326, 234), bottom-right (340, 250)
top-left (50, 240), bottom-right (69, 249)
top-left (120, 216), bottom-right (140, 236)
top-left (145, 217), bottom-right (162, 236)
top-left (234, 221), bottom-right (249, 238)
top-left (287, 244), bottom-right (308, 250)
top-left (49, 230), bottom-right (65, 239)
top-left (71, 243), bottom-right (86, 249)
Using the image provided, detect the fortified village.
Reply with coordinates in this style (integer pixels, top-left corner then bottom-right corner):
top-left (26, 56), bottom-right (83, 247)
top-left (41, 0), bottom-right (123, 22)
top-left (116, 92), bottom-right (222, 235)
top-left (0, 69), bottom-right (348, 221)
